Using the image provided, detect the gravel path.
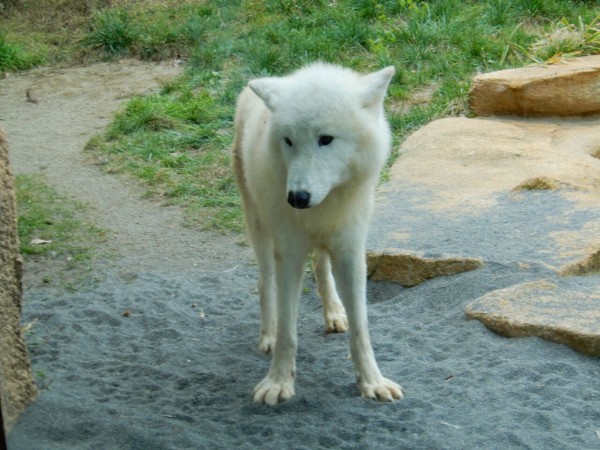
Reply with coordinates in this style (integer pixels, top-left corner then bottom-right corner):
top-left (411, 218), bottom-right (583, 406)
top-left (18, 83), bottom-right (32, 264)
top-left (2, 62), bottom-right (600, 450)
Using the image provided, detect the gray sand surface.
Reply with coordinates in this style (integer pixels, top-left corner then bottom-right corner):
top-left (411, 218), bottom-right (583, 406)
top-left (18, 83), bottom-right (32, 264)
top-left (2, 63), bottom-right (600, 449)
top-left (8, 265), bottom-right (600, 449)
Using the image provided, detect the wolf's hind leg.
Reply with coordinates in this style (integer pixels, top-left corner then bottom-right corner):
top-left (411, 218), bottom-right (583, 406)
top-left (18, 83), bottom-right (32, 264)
top-left (313, 249), bottom-right (348, 333)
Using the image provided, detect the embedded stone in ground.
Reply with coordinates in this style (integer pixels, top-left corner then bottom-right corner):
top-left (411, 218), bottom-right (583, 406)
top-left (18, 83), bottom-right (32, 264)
top-left (465, 278), bottom-right (600, 356)
top-left (366, 249), bottom-right (483, 287)
top-left (387, 116), bottom-right (600, 212)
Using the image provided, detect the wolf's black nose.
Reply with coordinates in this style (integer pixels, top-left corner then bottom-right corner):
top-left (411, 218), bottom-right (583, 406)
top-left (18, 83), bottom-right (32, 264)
top-left (287, 191), bottom-right (311, 209)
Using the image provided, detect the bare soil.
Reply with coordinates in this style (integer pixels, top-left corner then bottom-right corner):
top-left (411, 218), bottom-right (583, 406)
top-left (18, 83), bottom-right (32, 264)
top-left (0, 59), bottom-right (249, 285)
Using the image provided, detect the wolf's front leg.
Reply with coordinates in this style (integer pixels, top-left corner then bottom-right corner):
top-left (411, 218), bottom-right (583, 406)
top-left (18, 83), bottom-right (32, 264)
top-left (330, 242), bottom-right (403, 402)
top-left (253, 248), bottom-right (306, 405)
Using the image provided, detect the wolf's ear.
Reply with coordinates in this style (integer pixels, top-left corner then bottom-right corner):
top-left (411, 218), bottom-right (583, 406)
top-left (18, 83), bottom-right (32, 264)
top-left (361, 66), bottom-right (395, 109)
top-left (248, 77), bottom-right (285, 111)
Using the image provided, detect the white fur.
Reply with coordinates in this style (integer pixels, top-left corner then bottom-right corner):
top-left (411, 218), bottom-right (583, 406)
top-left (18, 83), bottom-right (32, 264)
top-left (232, 62), bottom-right (403, 405)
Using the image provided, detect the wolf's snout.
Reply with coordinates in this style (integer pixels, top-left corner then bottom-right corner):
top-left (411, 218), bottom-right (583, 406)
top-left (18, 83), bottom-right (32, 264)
top-left (287, 191), bottom-right (311, 209)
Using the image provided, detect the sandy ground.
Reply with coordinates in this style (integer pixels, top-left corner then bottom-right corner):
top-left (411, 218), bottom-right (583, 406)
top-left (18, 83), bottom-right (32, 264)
top-left (2, 62), bottom-right (600, 449)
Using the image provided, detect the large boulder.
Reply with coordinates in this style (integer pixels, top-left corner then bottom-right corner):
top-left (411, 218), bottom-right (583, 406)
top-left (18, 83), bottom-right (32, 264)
top-left (0, 127), bottom-right (37, 432)
top-left (469, 54), bottom-right (600, 117)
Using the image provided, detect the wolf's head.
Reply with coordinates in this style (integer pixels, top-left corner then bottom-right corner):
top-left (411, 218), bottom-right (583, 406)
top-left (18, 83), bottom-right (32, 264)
top-left (249, 63), bottom-right (395, 209)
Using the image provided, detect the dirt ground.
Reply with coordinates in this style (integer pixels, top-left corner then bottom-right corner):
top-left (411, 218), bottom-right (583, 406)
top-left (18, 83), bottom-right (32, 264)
top-left (0, 59), bottom-right (248, 283)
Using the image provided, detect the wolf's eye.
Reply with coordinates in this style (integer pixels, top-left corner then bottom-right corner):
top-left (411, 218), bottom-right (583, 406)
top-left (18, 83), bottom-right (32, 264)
top-left (318, 135), bottom-right (334, 146)
top-left (284, 137), bottom-right (293, 146)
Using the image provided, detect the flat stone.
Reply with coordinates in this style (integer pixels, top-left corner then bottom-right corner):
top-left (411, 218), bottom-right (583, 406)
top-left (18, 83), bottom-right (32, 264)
top-left (391, 116), bottom-right (600, 210)
top-left (369, 116), bottom-right (600, 271)
top-left (469, 54), bottom-right (600, 116)
top-left (466, 278), bottom-right (600, 356)
top-left (366, 248), bottom-right (483, 287)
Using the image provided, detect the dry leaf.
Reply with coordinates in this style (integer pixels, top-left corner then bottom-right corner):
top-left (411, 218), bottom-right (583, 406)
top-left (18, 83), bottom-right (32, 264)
top-left (30, 239), bottom-right (52, 245)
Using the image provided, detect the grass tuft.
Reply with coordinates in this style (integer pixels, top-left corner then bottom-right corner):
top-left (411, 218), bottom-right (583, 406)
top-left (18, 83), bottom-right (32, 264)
top-left (0, 31), bottom-right (45, 73)
top-left (82, 8), bottom-right (139, 56)
top-left (507, 13), bottom-right (600, 64)
top-left (15, 174), bottom-right (108, 287)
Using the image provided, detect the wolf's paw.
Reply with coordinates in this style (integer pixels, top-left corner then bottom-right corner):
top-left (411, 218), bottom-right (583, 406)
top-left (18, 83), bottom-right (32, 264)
top-left (359, 377), bottom-right (404, 402)
top-left (253, 376), bottom-right (295, 405)
top-left (258, 335), bottom-right (276, 354)
top-left (324, 311), bottom-right (348, 333)
top-left (323, 301), bottom-right (348, 333)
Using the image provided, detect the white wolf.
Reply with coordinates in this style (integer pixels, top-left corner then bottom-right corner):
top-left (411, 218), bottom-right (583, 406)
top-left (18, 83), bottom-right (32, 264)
top-left (232, 62), bottom-right (403, 405)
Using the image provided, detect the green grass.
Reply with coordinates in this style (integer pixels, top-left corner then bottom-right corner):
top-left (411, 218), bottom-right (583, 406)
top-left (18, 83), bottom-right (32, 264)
top-left (511, 12), bottom-right (600, 64)
top-left (86, 80), bottom-right (239, 230)
top-left (0, 31), bottom-right (45, 73)
top-left (82, 3), bottom-right (214, 60)
top-left (5, 0), bottom-right (600, 231)
top-left (84, 0), bottom-right (600, 231)
top-left (16, 174), bottom-right (107, 285)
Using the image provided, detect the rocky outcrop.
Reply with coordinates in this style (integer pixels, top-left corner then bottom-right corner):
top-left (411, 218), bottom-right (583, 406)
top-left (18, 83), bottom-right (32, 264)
top-left (390, 116), bottom-right (600, 212)
top-left (469, 54), bottom-right (600, 116)
top-left (368, 56), bottom-right (600, 356)
top-left (370, 116), bottom-right (600, 272)
top-left (0, 127), bottom-right (37, 432)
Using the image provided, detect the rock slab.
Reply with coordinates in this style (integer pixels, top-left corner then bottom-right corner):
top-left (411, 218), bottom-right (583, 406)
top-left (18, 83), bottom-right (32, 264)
top-left (0, 127), bottom-right (37, 432)
top-left (466, 278), bottom-right (600, 356)
top-left (370, 115), bottom-right (600, 271)
top-left (469, 54), bottom-right (600, 117)
top-left (366, 249), bottom-right (483, 287)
